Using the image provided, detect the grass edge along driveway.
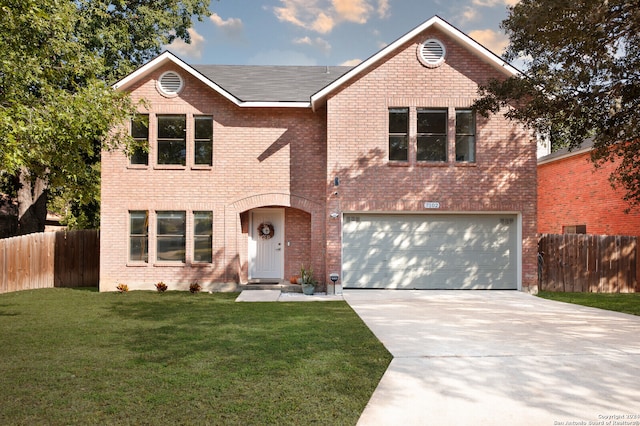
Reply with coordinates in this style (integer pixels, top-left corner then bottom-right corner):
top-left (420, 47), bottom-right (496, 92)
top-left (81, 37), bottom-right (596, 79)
top-left (537, 291), bottom-right (640, 316)
top-left (0, 288), bottom-right (391, 425)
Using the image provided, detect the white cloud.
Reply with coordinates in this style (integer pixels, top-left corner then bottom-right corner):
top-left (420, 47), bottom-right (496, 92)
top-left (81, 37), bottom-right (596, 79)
top-left (274, 0), bottom-right (387, 33)
top-left (468, 29), bottom-right (509, 56)
top-left (293, 36), bottom-right (332, 55)
top-left (167, 28), bottom-right (205, 59)
top-left (341, 58), bottom-right (362, 66)
top-left (312, 12), bottom-right (336, 33)
top-left (274, 0), bottom-right (334, 33)
top-left (209, 13), bottom-right (244, 40)
top-left (333, 0), bottom-right (372, 24)
top-left (377, 0), bottom-right (390, 18)
top-left (459, 6), bottom-right (479, 23)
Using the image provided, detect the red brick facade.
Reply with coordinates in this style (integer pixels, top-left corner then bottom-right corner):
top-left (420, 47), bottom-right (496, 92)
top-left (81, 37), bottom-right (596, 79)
top-left (101, 65), bottom-right (328, 291)
top-left (324, 27), bottom-right (537, 291)
top-left (100, 18), bottom-right (538, 292)
top-left (538, 151), bottom-right (640, 236)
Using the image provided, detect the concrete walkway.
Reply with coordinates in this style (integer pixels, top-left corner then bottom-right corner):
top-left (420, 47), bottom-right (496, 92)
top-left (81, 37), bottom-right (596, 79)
top-left (343, 290), bottom-right (640, 426)
top-left (235, 289), bottom-right (344, 302)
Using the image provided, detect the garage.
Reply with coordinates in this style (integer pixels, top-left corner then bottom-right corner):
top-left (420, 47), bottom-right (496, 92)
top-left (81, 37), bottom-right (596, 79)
top-left (342, 214), bottom-right (518, 289)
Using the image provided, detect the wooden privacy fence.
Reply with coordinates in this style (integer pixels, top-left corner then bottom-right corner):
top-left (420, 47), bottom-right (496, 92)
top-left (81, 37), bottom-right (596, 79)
top-left (538, 234), bottom-right (638, 293)
top-left (0, 230), bottom-right (99, 294)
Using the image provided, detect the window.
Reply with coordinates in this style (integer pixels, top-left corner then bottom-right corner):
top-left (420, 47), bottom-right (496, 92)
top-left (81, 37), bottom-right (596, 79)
top-left (130, 115), bottom-right (149, 165)
top-left (564, 225), bottom-right (587, 234)
top-left (417, 109), bottom-right (447, 162)
top-left (194, 211), bottom-right (213, 263)
top-left (129, 211), bottom-right (148, 262)
top-left (157, 211), bottom-right (186, 262)
top-left (194, 116), bottom-right (213, 166)
top-left (456, 110), bottom-right (476, 162)
top-left (157, 115), bottom-right (186, 166)
top-left (389, 108), bottom-right (409, 161)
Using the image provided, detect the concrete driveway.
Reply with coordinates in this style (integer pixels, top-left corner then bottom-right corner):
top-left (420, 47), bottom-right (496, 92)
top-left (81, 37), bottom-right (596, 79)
top-left (343, 290), bottom-right (640, 426)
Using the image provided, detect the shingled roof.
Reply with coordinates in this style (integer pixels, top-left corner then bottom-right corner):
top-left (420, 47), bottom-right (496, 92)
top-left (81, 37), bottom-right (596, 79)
top-left (114, 16), bottom-right (519, 109)
top-left (191, 65), bottom-right (352, 103)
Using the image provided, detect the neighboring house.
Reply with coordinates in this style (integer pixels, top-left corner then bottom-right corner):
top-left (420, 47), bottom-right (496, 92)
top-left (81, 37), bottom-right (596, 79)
top-left (537, 140), bottom-right (640, 236)
top-left (101, 16), bottom-right (538, 292)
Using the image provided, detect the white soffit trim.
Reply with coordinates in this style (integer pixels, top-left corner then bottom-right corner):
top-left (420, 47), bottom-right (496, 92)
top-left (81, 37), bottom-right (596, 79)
top-left (112, 51), bottom-right (311, 109)
top-left (310, 15), bottom-right (521, 110)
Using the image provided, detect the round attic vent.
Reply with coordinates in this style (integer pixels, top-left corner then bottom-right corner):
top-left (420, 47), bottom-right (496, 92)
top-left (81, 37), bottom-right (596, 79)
top-left (157, 71), bottom-right (184, 96)
top-left (418, 38), bottom-right (446, 68)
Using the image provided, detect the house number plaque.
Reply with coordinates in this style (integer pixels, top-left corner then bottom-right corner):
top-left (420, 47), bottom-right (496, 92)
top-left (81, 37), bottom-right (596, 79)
top-left (424, 202), bottom-right (440, 209)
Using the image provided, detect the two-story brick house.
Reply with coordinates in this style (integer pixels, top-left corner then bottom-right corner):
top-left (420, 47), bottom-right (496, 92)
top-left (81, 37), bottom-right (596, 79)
top-left (101, 16), bottom-right (538, 293)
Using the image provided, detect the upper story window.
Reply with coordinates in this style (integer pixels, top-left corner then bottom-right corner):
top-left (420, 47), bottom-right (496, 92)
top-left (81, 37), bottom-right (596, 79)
top-left (389, 108), bottom-right (409, 162)
top-left (388, 107), bottom-right (477, 164)
top-left (157, 115), bottom-right (186, 166)
top-left (455, 110), bottom-right (476, 163)
top-left (130, 115), bottom-right (149, 165)
top-left (194, 116), bottom-right (213, 166)
top-left (417, 109), bottom-right (447, 162)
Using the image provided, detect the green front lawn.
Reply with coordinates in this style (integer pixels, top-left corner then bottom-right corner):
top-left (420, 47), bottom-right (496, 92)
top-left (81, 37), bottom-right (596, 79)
top-left (0, 289), bottom-right (391, 425)
top-left (537, 291), bottom-right (640, 316)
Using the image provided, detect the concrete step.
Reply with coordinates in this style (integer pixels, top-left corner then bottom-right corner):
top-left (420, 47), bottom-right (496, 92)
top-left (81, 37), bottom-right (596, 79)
top-left (241, 283), bottom-right (302, 293)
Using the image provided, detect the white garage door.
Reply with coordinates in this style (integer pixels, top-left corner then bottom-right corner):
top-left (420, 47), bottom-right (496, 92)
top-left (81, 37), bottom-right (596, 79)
top-left (342, 214), bottom-right (518, 289)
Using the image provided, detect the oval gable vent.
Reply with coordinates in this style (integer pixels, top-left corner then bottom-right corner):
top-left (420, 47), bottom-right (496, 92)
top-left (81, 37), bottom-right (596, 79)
top-left (418, 39), bottom-right (446, 68)
top-left (157, 71), bottom-right (184, 96)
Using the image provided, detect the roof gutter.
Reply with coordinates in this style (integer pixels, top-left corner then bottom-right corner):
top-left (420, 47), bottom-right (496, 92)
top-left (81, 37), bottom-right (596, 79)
top-left (537, 146), bottom-right (593, 165)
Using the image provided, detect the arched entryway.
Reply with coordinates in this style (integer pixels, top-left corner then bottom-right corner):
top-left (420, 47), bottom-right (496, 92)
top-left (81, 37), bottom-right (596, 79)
top-left (227, 193), bottom-right (325, 285)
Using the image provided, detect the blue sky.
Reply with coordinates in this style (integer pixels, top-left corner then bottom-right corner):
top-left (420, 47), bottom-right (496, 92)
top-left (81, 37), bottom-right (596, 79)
top-left (167, 0), bottom-right (518, 66)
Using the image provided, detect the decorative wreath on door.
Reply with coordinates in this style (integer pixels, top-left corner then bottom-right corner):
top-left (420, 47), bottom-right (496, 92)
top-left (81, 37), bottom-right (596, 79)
top-left (257, 222), bottom-right (275, 239)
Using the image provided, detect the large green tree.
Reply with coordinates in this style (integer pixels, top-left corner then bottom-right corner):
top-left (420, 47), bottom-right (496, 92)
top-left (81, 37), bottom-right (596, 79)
top-left (473, 0), bottom-right (640, 208)
top-left (0, 0), bottom-right (211, 234)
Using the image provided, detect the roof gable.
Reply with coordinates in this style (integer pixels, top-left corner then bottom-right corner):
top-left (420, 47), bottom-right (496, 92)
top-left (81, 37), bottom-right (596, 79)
top-left (310, 16), bottom-right (521, 110)
top-left (114, 16), bottom-right (519, 110)
top-left (113, 51), bottom-right (246, 106)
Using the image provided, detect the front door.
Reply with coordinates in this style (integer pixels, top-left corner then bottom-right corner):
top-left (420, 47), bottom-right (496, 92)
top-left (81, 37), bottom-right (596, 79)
top-left (249, 208), bottom-right (284, 280)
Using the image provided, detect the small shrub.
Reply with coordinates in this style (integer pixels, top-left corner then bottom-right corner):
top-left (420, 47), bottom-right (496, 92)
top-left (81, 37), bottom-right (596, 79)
top-left (189, 282), bottom-right (201, 294)
top-left (116, 283), bottom-right (129, 293)
top-left (155, 282), bottom-right (168, 292)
